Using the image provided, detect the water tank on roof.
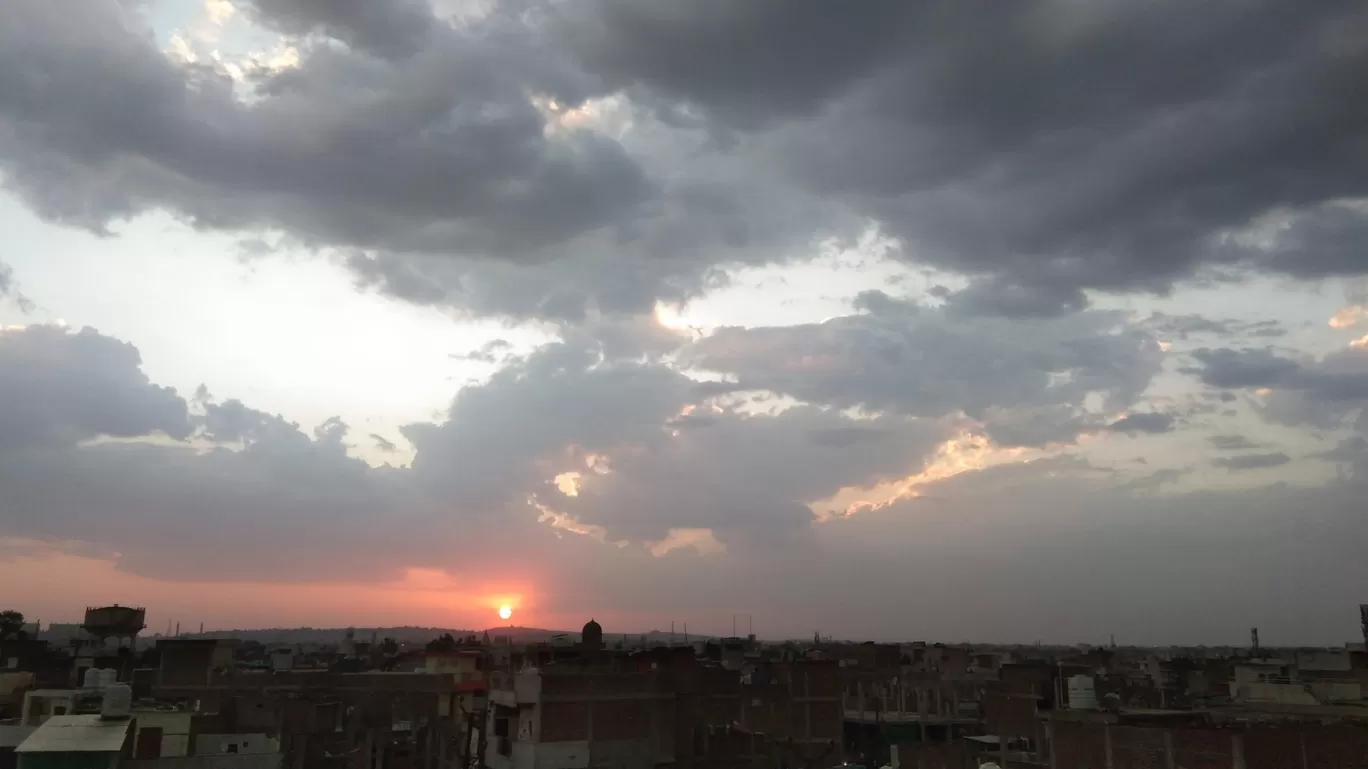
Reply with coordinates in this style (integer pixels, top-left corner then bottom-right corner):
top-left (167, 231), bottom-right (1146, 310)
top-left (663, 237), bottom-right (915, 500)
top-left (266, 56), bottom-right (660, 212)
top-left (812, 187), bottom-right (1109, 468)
top-left (1067, 674), bottom-right (1098, 710)
top-left (100, 668), bottom-right (118, 688)
top-left (81, 605), bottom-right (146, 643)
top-left (83, 668), bottom-right (103, 689)
top-left (101, 683), bottom-right (132, 720)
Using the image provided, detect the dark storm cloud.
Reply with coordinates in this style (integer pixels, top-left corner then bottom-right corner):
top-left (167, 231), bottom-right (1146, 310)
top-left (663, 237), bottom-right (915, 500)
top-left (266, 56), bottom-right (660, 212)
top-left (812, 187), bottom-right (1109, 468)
top-left (3, 0), bottom-right (1365, 324)
top-left (683, 293), bottom-right (1163, 446)
top-left (565, 0), bottom-right (1368, 309)
top-left (558, 0), bottom-right (917, 125)
top-left (1212, 452), bottom-right (1292, 471)
top-left (1105, 413), bottom-right (1174, 435)
top-left (0, 0), bottom-right (649, 270)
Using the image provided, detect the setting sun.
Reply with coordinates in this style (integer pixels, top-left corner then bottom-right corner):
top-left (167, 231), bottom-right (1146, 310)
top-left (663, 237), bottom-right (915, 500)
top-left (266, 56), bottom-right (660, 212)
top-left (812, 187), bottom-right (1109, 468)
top-left (498, 605), bottom-right (512, 621)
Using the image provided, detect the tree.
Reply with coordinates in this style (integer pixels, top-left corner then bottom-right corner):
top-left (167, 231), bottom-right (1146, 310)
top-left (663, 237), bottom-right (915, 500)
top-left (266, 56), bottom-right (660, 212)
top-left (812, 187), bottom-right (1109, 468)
top-left (0, 610), bottom-right (25, 641)
top-left (426, 633), bottom-right (458, 653)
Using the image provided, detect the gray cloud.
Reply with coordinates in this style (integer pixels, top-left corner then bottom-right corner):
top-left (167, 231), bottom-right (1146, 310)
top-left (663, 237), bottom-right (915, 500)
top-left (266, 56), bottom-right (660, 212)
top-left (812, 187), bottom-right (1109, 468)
top-left (0, 1), bottom-right (653, 287)
top-left (684, 294), bottom-right (1163, 446)
top-left (564, 0), bottom-right (1368, 313)
top-left (548, 406), bottom-right (947, 545)
top-left (6, 322), bottom-right (1368, 643)
top-left (1189, 346), bottom-right (1368, 433)
top-left (1312, 436), bottom-right (1368, 462)
top-left (1209, 434), bottom-right (1259, 451)
top-left (370, 434), bottom-right (399, 453)
top-left (1212, 452), bottom-right (1292, 471)
top-left (1188, 348), bottom-right (1302, 389)
top-left (2, 0), bottom-right (1365, 326)
top-left (0, 325), bottom-right (191, 449)
top-left (244, 0), bottom-right (439, 58)
top-left (1105, 413), bottom-right (1174, 435)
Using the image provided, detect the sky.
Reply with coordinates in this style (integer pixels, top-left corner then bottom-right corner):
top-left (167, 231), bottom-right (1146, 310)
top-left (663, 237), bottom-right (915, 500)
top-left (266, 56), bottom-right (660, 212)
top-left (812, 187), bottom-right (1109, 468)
top-left (2, 0), bottom-right (1368, 646)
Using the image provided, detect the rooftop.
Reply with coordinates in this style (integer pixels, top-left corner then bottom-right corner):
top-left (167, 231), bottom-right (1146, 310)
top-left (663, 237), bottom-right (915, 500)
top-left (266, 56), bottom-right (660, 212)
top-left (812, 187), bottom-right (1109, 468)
top-left (16, 715), bottom-right (131, 753)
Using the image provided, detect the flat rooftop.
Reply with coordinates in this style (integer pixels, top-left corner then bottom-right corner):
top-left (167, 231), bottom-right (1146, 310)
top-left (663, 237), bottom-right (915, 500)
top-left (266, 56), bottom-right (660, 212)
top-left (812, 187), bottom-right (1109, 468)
top-left (16, 715), bottom-right (131, 753)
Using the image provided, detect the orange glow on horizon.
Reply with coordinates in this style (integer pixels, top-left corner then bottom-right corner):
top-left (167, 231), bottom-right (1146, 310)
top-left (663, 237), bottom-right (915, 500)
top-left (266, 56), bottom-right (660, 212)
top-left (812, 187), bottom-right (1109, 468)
top-left (0, 539), bottom-right (544, 630)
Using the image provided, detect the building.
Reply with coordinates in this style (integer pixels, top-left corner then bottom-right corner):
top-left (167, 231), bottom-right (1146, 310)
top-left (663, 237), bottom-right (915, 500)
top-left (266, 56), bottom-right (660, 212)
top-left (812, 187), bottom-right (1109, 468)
top-left (1044, 705), bottom-right (1368, 769)
top-left (14, 714), bottom-right (132, 769)
top-left (486, 624), bottom-right (842, 769)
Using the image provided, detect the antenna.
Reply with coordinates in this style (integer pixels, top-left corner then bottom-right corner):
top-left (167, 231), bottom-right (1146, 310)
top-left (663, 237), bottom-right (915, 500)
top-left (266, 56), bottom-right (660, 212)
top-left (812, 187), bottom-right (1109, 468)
top-left (1250, 627), bottom-right (1260, 654)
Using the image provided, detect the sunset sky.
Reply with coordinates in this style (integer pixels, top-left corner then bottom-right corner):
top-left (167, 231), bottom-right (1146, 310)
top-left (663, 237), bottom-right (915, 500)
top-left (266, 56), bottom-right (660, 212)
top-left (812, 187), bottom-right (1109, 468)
top-left (3, 0), bottom-right (1368, 645)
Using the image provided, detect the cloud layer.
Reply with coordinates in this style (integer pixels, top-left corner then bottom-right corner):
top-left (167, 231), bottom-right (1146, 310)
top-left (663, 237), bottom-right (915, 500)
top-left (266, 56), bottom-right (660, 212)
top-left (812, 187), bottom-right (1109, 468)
top-left (3, 0), bottom-right (1368, 642)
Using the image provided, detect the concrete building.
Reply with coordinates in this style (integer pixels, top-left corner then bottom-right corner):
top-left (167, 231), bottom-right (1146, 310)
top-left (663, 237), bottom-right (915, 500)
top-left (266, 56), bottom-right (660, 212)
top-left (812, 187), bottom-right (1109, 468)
top-left (14, 714), bottom-right (132, 769)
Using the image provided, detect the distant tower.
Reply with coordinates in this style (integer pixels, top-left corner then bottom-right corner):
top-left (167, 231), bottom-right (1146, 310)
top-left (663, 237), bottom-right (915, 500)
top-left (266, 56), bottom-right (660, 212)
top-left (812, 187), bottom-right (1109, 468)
top-left (581, 619), bottom-right (603, 651)
top-left (1250, 627), bottom-right (1260, 654)
top-left (1360, 605), bottom-right (1368, 647)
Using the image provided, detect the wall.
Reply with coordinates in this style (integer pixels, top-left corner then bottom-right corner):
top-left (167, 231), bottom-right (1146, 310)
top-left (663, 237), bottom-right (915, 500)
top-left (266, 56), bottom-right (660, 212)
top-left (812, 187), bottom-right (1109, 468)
top-left (0, 674), bottom-right (35, 714)
top-left (123, 755), bottom-right (282, 769)
top-left (0, 727), bottom-right (35, 749)
top-left (17, 751), bottom-right (119, 769)
top-left (159, 647), bottom-right (215, 688)
top-left (20, 693), bottom-right (77, 726)
top-left (194, 734), bottom-right (275, 755)
top-left (1050, 719), bottom-right (1368, 769)
top-left (134, 711), bottom-right (193, 758)
top-left (530, 741), bottom-right (590, 769)
top-left (1231, 682), bottom-right (1320, 706)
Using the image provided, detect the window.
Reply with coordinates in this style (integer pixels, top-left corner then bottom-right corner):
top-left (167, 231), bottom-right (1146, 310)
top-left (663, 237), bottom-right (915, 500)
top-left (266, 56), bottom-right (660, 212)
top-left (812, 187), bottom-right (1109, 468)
top-left (53, 706), bottom-right (67, 715)
top-left (227, 744), bottom-right (239, 754)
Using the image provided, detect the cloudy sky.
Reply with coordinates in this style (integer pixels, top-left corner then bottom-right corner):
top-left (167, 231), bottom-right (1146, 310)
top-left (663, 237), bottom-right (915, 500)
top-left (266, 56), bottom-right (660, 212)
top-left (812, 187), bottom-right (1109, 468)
top-left (3, 0), bottom-right (1368, 645)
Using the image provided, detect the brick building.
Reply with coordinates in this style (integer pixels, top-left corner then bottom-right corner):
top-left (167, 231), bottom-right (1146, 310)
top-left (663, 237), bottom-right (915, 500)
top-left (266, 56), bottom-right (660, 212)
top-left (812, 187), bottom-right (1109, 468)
top-left (485, 647), bottom-right (842, 769)
top-left (1045, 706), bottom-right (1368, 769)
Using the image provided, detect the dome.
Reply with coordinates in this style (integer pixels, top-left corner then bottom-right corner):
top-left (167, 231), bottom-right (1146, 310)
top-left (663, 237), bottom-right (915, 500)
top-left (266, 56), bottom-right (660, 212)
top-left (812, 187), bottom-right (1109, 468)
top-left (581, 618), bottom-right (603, 649)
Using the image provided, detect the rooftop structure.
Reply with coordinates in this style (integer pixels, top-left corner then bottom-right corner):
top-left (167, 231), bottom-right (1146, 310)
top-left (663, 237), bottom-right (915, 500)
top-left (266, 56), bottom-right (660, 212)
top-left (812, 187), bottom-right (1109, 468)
top-left (15, 713), bottom-right (131, 753)
top-left (80, 606), bottom-right (146, 647)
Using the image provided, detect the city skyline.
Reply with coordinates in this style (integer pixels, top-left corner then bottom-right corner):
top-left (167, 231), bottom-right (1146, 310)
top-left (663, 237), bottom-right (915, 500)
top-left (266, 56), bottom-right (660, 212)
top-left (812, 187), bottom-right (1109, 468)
top-left (3, 0), bottom-right (1368, 645)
